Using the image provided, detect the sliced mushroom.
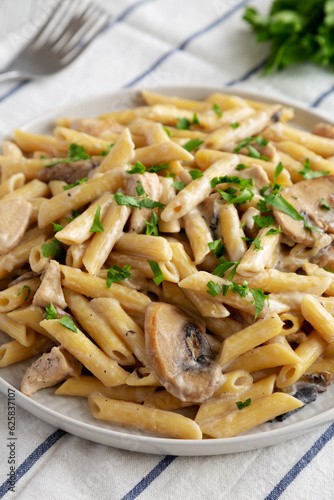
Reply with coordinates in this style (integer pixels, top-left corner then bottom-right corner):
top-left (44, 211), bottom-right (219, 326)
top-left (200, 193), bottom-right (220, 240)
top-left (38, 159), bottom-right (95, 184)
top-left (144, 302), bottom-right (224, 402)
top-left (32, 260), bottom-right (67, 309)
top-left (273, 176), bottom-right (334, 246)
top-left (126, 172), bottom-right (162, 233)
top-left (0, 199), bottom-right (32, 255)
top-left (312, 122), bottom-right (334, 140)
top-left (21, 346), bottom-right (82, 397)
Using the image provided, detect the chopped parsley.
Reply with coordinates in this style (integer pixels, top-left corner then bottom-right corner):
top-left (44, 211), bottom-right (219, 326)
top-left (189, 169), bottom-right (204, 180)
top-left (114, 192), bottom-right (165, 210)
top-left (58, 316), bottom-right (77, 332)
top-left (45, 303), bottom-right (57, 320)
top-left (183, 139), bottom-right (204, 152)
top-left (144, 210), bottom-right (159, 236)
top-left (206, 281), bottom-right (222, 298)
top-left (128, 161), bottom-right (171, 175)
top-left (172, 181), bottom-right (186, 191)
top-left (233, 135), bottom-right (269, 153)
top-left (147, 260), bottom-right (164, 285)
top-left (176, 117), bottom-right (191, 130)
top-left (266, 227), bottom-right (282, 235)
top-left (136, 180), bottom-right (146, 197)
top-left (320, 198), bottom-right (331, 210)
top-left (41, 239), bottom-right (65, 260)
top-left (65, 210), bottom-right (81, 223)
top-left (253, 215), bottom-right (276, 228)
top-left (18, 285), bottom-right (31, 301)
top-left (208, 239), bottom-right (225, 259)
top-left (63, 177), bottom-right (87, 191)
top-left (46, 143), bottom-right (91, 167)
top-left (236, 398), bottom-right (251, 410)
top-left (230, 122), bottom-right (240, 129)
top-left (212, 257), bottom-right (241, 281)
top-left (192, 113), bottom-right (200, 126)
top-left (298, 158), bottom-right (329, 179)
top-left (213, 103), bottom-right (223, 117)
top-left (52, 222), bottom-right (64, 232)
top-left (324, 267), bottom-right (334, 274)
top-left (163, 125), bottom-right (172, 137)
top-left (106, 265), bottom-right (131, 288)
top-left (128, 161), bottom-right (146, 174)
top-left (148, 162), bottom-right (171, 174)
top-left (100, 144), bottom-right (114, 156)
top-left (236, 164), bottom-right (248, 171)
top-left (90, 205), bottom-right (104, 232)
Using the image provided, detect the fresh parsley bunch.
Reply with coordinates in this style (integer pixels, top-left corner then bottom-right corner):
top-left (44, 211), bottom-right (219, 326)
top-left (244, 0), bottom-right (334, 74)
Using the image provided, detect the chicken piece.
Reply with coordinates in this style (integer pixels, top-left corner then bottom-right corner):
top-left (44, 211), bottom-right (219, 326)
top-left (38, 159), bottom-right (95, 184)
top-left (312, 122), bottom-right (334, 140)
top-left (125, 172), bottom-right (162, 233)
top-left (0, 199), bottom-right (32, 255)
top-left (32, 260), bottom-right (67, 310)
top-left (21, 346), bottom-right (82, 397)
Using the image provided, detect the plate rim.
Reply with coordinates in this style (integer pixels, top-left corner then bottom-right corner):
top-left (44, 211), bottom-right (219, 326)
top-left (1, 84), bottom-right (334, 455)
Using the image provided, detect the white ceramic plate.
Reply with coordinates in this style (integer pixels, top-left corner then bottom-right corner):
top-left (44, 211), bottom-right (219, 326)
top-left (1, 86), bottom-right (334, 456)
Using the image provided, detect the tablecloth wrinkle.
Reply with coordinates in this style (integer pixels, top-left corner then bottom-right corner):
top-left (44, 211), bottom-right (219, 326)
top-left (1, 0), bottom-right (334, 499)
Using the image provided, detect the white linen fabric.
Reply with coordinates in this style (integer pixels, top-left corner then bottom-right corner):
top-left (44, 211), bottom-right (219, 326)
top-left (1, 1), bottom-right (334, 498)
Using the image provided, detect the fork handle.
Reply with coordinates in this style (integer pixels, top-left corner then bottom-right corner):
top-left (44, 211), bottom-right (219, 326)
top-left (0, 71), bottom-right (31, 83)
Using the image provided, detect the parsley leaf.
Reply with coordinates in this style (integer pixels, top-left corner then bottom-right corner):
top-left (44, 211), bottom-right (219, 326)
top-left (148, 162), bottom-right (170, 174)
top-left (163, 125), bottom-right (172, 137)
top-left (213, 103), bottom-right (223, 117)
top-left (253, 215), bottom-right (276, 228)
top-left (63, 177), bottom-right (87, 191)
top-left (172, 181), bottom-right (186, 191)
top-left (18, 285), bottom-right (31, 301)
top-left (263, 193), bottom-right (304, 221)
top-left (136, 180), bottom-right (146, 197)
top-left (266, 226), bottom-right (282, 235)
top-left (192, 113), bottom-right (200, 125)
top-left (58, 316), bottom-right (77, 332)
top-left (233, 135), bottom-right (269, 153)
top-left (249, 288), bottom-right (269, 320)
top-left (144, 210), bottom-right (159, 236)
top-left (90, 205), bottom-right (104, 233)
top-left (106, 265), bottom-right (131, 288)
top-left (298, 158), bottom-right (329, 179)
top-left (65, 210), bottom-right (80, 223)
top-left (320, 198), bottom-right (331, 210)
top-left (68, 143), bottom-right (90, 160)
top-left (183, 139), bottom-right (204, 152)
top-left (230, 122), bottom-right (240, 129)
top-left (45, 303), bottom-right (58, 320)
top-left (128, 161), bottom-right (146, 174)
top-left (213, 257), bottom-right (241, 280)
top-left (274, 162), bottom-right (284, 184)
top-left (52, 222), bottom-right (64, 232)
top-left (41, 239), bottom-right (65, 260)
top-left (236, 398), bottom-right (251, 410)
top-left (147, 260), bottom-right (164, 285)
top-left (206, 281), bottom-right (221, 297)
top-left (100, 144), bottom-right (114, 156)
top-left (236, 164), bottom-right (248, 171)
top-left (324, 267), bottom-right (334, 274)
top-left (176, 117), bottom-right (191, 130)
top-left (113, 193), bottom-right (165, 210)
top-left (219, 187), bottom-right (254, 206)
top-left (208, 239), bottom-right (225, 259)
top-left (189, 169), bottom-right (204, 180)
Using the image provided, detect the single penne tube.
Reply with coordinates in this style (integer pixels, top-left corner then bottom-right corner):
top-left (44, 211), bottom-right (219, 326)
top-left (13, 129), bottom-right (67, 155)
top-left (143, 389), bottom-right (195, 411)
top-left (88, 395), bottom-right (202, 439)
top-left (214, 369), bottom-right (253, 395)
top-left (0, 312), bottom-right (37, 346)
top-left (219, 203), bottom-right (247, 261)
top-left (195, 374), bottom-right (276, 424)
top-left (226, 343), bottom-right (301, 373)
top-left (2, 140), bottom-right (23, 157)
top-left (129, 118), bottom-right (170, 144)
top-left (0, 277), bottom-right (40, 312)
top-left (161, 281), bottom-right (199, 316)
top-left (126, 367), bottom-right (160, 386)
top-left (59, 265), bottom-right (151, 314)
top-left (204, 316), bottom-right (244, 339)
top-left (305, 358), bottom-right (334, 376)
top-left (0, 157), bottom-right (51, 182)
top-left (179, 271), bottom-right (289, 316)
top-left (38, 169), bottom-right (126, 228)
top-left (303, 261), bottom-right (334, 296)
top-left (90, 297), bottom-right (148, 366)
top-left (0, 234), bottom-right (47, 279)
top-left (55, 375), bottom-right (156, 401)
top-left (262, 122), bottom-right (334, 158)
top-left (276, 330), bottom-right (328, 388)
top-left (56, 193), bottom-right (113, 245)
top-left (0, 336), bottom-right (54, 367)
top-left (1, 178), bottom-right (50, 202)
top-left (93, 128), bottom-right (134, 174)
top-left (233, 269), bottom-right (331, 295)
top-left (0, 173), bottom-right (25, 198)
top-left (133, 141), bottom-right (193, 166)
top-left (169, 241), bottom-right (197, 279)
top-left (237, 226), bottom-right (282, 276)
top-left (114, 233), bottom-right (173, 261)
top-left (217, 314), bottom-right (284, 366)
top-left (40, 319), bottom-right (129, 387)
top-left (301, 294), bottom-right (334, 344)
top-left (204, 110), bottom-right (274, 150)
top-left (83, 202), bottom-right (131, 275)
top-left (185, 289), bottom-right (230, 318)
top-left (7, 305), bottom-right (55, 340)
top-left (161, 155), bottom-right (238, 222)
top-left (279, 311), bottom-right (304, 335)
top-left (65, 243), bottom-right (88, 269)
top-left (64, 288), bottom-right (135, 365)
top-left (199, 393), bottom-right (303, 438)
top-left (142, 89), bottom-right (212, 111)
top-left (105, 252), bottom-right (179, 283)
top-left (158, 176), bottom-right (181, 233)
top-left (30, 197), bottom-right (47, 224)
top-left (275, 140), bottom-right (334, 175)
top-left (49, 180), bottom-right (68, 196)
top-left (54, 126), bottom-right (111, 155)
top-left (184, 207), bottom-right (213, 265)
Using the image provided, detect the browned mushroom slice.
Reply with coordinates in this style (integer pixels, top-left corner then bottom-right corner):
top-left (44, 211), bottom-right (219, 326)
top-left (0, 199), bottom-right (32, 255)
top-left (145, 303), bottom-right (224, 402)
top-left (126, 172), bottom-right (162, 233)
top-left (21, 346), bottom-right (82, 397)
top-left (312, 123), bottom-right (334, 140)
top-left (32, 260), bottom-right (67, 309)
top-left (38, 159), bottom-right (95, 184)
top-left (273, 176), bottom-right (334, 246)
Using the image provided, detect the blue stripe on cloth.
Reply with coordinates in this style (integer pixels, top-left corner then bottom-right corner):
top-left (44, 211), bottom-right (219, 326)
top-left (311, 83), bottom-right (334, 108)
top-left (0, 429), bottom-right (66, 498)
top-left (121, 455), bottom-right (177, 500)
top-left (264, 422), bottom-right (334, 500)
top-left (226, 57), bottom-right (267, 86)
top-left (123, 0), bottom-right (252, 88)
top-left (0, 0), bottom-right (158, 105)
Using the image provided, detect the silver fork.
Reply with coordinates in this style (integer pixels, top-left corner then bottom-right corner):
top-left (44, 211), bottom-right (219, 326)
top-left (0, 0), bottom-right (110, 83)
